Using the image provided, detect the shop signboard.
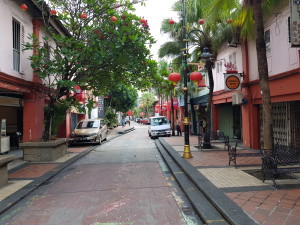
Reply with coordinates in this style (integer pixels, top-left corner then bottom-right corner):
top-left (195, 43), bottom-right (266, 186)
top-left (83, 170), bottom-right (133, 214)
top-left (290, 0), bottom-right (300, 47)
top-left (224, 73), bottom-right (241, 91)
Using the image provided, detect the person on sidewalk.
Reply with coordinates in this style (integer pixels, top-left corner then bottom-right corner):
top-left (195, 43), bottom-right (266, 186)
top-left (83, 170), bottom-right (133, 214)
top-left (121, 118), bottom-right (126, 128)
top-left (176, 118), bottom-right (182, 136)
top-left (200, 117), bottom-right (206, 134)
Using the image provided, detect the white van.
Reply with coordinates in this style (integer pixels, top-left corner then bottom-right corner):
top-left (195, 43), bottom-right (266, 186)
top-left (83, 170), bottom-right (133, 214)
top-left (72, 118), bottom-right (107, 144)
top-left (148, 116), bottom-right (171, 139)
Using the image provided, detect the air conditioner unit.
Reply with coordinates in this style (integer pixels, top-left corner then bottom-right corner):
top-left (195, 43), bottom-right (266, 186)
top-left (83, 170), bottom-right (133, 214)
top-left (232, 92), bottom-right (242, 105)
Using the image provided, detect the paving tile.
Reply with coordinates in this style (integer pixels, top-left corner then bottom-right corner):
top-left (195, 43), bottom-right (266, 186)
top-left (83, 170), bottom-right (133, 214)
top-left (0, 180), bottom-right (32, 201)
top-left (264, 211), bottom-right (288, 225)
top-left (284, 215), bottom-right (300, 225)
top-left (251, 208), bottom-right (271, 224)
top-left (9, 164), bottom-right (59, 178)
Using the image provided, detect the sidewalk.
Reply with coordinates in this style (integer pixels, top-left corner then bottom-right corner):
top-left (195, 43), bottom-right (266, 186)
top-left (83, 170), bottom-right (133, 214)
top-left (0, 125), bottom-right (134, 215)
top-left (161, 135), bottom-right (300, 225)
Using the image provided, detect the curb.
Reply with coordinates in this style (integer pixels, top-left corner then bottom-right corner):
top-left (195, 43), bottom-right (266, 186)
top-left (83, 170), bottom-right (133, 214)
top-left (117, 127), bottom-right (135, 134)
top-left (0, 128), bottom-right (135, 216)
top-left (157, 137), bottom-right (259, 225)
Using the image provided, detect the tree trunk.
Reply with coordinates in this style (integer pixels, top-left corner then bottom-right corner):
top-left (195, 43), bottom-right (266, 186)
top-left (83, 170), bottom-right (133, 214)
top-left (253, 0), bottom-right (273, 150)
top-left (42, 99), bottom-right (55, 141)
top-left (203, 60), bottom-right (214, 149)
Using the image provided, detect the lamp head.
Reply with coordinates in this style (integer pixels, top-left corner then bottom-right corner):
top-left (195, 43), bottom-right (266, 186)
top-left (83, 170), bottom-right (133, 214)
top-left (201, 47), bottom-right (213, 60)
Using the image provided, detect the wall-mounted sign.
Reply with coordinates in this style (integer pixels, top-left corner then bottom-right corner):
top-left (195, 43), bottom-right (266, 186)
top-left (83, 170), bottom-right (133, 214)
top-left (224, 73), bottom-right (241, 91)
top-left (290, 0), bottom-right (300, 47)
top-left (1, 119), bottom-right (6, 136)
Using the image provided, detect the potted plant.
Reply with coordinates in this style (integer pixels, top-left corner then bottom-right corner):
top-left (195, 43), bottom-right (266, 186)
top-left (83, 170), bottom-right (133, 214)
top-left (224, 62), bottom-right (238, 73)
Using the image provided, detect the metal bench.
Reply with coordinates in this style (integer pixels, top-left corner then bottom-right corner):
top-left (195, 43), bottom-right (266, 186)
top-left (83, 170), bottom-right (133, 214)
top-left (259, 144), bottom-right (300, 188)
top-left (227, 142), bottom-right (260, 168)
top-left (197, 132), bottom-right (229, 151)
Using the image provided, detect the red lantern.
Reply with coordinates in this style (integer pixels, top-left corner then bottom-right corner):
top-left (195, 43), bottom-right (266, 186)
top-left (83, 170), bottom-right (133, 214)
top-left (198, 19), bottom-right (204, 24)
top-left (168, 72), bottom-right (181, 85)
top-left (190, 71), bottom-right (203, 85)
top-left (20, 4), bottom-right (28, 11)
top-left (50, 9), bottom-right (57, 15)
top-left (169, 19), bottom-right (175, 25)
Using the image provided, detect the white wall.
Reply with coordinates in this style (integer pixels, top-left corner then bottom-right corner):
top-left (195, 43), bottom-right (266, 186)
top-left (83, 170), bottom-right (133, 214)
top-left (212, 43), bottom-right (243, 92)
top-left (0, 0), bottom-right (34, 81)
top-left (248, 5), bottom-right (300, 81)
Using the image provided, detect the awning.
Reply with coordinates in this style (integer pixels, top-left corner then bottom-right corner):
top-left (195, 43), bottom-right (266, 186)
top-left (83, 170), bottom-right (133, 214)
top-left (190, 94), bottom-right (208, 106)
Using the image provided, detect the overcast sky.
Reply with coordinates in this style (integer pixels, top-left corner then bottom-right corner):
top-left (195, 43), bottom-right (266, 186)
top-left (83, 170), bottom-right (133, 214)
top-left (134, 0), bottom-right (179, 60)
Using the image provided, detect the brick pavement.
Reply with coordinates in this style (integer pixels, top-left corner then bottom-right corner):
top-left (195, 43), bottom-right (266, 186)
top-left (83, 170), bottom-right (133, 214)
top-left (0, 126), bottom-right (124, 210)
top-left (2, 127), bottom-right (299, 225)
top-left (1, 124), bottom-right (190, 225)
top-left (164, 135), bottom-right (300, 225)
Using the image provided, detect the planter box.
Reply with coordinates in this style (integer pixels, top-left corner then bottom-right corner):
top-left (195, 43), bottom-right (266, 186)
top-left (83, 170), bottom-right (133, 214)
top-left (0, 155), bottom-right (15, 187)
top-left (21, 138), bottom-right (67, 162)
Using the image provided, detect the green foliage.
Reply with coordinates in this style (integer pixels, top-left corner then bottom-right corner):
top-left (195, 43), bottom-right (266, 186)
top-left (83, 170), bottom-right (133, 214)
top-left (45, 103), bottom-right (69, 136)
top-left (104, 110), bottom-right (118, 128)
top-left (105, 84), bottom-right (138, 113)
top-left (23, 0), bottom-right (160, 140)
top-left (139, 92), bottom-right (156, 117)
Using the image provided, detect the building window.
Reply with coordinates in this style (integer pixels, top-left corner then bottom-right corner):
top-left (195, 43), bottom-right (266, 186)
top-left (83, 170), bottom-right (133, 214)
top-left (265, 29), bottom-right (271, 54)
top-left (288, 17), bottom-right (291, 43)
top-left (12, 19), bottom-right (20, 72)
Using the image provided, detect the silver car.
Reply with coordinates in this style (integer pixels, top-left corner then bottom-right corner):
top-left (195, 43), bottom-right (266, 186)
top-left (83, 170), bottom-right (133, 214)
top-left (72, 119), bottom-right (107, 144)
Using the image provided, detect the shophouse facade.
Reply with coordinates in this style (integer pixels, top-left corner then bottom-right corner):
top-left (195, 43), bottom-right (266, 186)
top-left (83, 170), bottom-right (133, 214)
top-left (0, 0), bottom-right (92, 147)
top-left (212, 0), bottom-right (300, 149)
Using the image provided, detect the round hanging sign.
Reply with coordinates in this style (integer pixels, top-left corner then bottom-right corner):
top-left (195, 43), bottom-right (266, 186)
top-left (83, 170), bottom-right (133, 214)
top-left (225, 75), bottom-right (240, 90)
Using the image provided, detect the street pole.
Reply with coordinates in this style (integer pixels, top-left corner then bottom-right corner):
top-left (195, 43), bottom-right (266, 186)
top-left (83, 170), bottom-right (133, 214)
top-left (181, 0), bottom-right (192, 159)
top-left (171, 94), bottom-right (176, 136)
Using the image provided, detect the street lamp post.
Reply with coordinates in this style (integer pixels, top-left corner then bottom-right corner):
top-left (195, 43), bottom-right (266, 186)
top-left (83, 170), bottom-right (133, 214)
top-left (181, 0), bottom-right (192, 159)
top-left (201, 47), bottom-right (214, 149)
top-left (179, 0), bottom-right (215, 157)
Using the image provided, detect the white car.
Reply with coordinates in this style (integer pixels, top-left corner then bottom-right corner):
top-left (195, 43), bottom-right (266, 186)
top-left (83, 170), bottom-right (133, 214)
top-left (72, 119), bottom-right (107, 144)
top-left (148, 116), bottom-right (171, 139)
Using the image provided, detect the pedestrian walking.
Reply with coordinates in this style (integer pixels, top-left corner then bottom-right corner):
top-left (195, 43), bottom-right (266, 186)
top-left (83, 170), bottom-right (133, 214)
top-left (200, 117), bottom-right (206, 134)
top-left (176, 117), bottom-right (182, 136)
top-left (121, 118), bottom-right (126, 128)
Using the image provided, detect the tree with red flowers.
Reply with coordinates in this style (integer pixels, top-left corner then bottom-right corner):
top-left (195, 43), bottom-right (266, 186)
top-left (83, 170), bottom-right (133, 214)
top-left (24, 0), bottom-right (158, 141)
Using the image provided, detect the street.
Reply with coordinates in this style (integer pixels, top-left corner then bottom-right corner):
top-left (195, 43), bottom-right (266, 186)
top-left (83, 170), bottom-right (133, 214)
top-left (1, 124), bottom-right (202, 225)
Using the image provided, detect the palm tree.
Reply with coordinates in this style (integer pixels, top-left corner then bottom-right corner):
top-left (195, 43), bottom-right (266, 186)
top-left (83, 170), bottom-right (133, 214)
top-left (159, 0), bottom-right (234, 148)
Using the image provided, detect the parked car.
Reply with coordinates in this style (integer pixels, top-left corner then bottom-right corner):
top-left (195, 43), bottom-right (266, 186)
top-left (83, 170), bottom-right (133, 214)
top-left (142, 118), bottom-right (150, 125)
top-left (148, 116), bottom-right (171, 139)
top-left (72, 119), bottom-right (107, 144)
